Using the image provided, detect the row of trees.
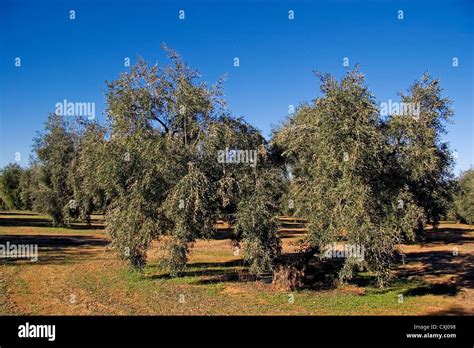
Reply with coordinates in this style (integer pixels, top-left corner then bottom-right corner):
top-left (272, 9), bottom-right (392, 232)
top-left (453, 169), bottom-right (474, 225)
top-left (1, 47), bottom-right (471, 287)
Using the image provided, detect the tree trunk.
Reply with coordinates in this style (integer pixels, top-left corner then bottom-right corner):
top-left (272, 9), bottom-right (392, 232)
top-left (272, 246), bottom-right (319, 290)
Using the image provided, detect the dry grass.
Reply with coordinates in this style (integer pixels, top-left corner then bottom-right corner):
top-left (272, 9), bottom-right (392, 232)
top-left (0, 211), bottom-right (472, 315)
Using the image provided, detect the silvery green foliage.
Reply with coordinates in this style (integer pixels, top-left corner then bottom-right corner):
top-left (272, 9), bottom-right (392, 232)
top-left (83, 47), bottom-right (285, 274)
top-left (161, 163), bottom-right (215, 275)
top-left (201, 118), bottom-right (286, 275)
top-left (273, 68), bottom-right (448, 286)
top-left (32, 114), bottom-right (76, 226)
top-left (72, 121), bottom-right (108, 222)
top-left (384, 74), bottom-right (454, 236)
top-left (235, 166), bottom-right (283, 275)
top-left (18, 166), bottom-right (37, 210)
top-left (454, 169), bottom-right (474, 224)
top-left (0, 163), bottom-right (23, 210)
top-left (31, 115), bottom-right (101, 226)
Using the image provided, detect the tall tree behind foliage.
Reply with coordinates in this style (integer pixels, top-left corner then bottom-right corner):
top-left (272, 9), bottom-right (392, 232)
top-left (32, 114), bottom-right (76, 225)
top-left (0, 163), bottom-right (23, 209)
top-left (384, 74), bottom-right (454, 238)
top-left (454, 169), bottom-right (474, 224)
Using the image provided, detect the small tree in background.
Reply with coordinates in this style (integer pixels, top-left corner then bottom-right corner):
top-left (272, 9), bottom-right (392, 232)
top-left (18, 165), bottom-right (40, 210)
top-left (0, 163), bottom-right (23, 210)
top-left (32, 114), bottom-right (76, 226)
top-left (453, 169), bottom-right (474, 224)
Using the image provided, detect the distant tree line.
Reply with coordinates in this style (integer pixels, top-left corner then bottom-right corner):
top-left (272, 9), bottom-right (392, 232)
top-left (0, 47), bottom-right (471, 287)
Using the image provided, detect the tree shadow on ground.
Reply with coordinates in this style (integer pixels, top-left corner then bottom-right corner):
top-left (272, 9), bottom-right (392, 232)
top-left (376, 226), bottom-right (472, 289)
top-left (278, 230), bottom-right (307, 239)
top-left (0, 234), bottom-right (110, 265)
top-left (211, 229), bottom-right (234, 240)
top-left (403, 282), bottom-right (459, 296)
top-left (147, 259), bottom-right (258, 284)
top-left (398, 249), bottom-right (473, 289)
top-left (289, 225), bottom-right (474, 295)
top-left (150, 224), bottom-right (473, 292)
top-left (188, 260), bottom-right (244, 268)
top-left (362, 225), bottom-right (474, 297)
top-left (0, 217), bottom-right (52, 228)
top-left (334, 272), bottom-right (462, 298)
top-left (67, 223), bottom-right (105, 230)
top-left (0, 211), bottom-right (38, 216)
top-left (424, 225), bottom-right (474, 245)
top-left (427, 306), bottom-right (473, 315)
top-left (0, 216), bottom-right (104, 230)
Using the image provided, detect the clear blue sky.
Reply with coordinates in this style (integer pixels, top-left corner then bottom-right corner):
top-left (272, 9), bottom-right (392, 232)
top-left (1, 0), bottom-right (472, 175)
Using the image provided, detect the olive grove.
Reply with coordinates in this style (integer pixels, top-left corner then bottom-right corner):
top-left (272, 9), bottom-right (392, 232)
top-left (1, 50), bottom-right (462, 288)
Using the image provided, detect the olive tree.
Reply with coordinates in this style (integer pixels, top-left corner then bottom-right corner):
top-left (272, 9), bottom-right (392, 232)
top-left (384, 75), bottom-right (455, 238)
top-left (273, 68), bottom-right (443, 287)
top-left (453, 169), bottom-right (474, 224)
top-left (0, 163), bottom-right (23, 210)
top-left (32, 114), bottom-right (77, 225)
top-left (85, 47), bottom-right (284, 274)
